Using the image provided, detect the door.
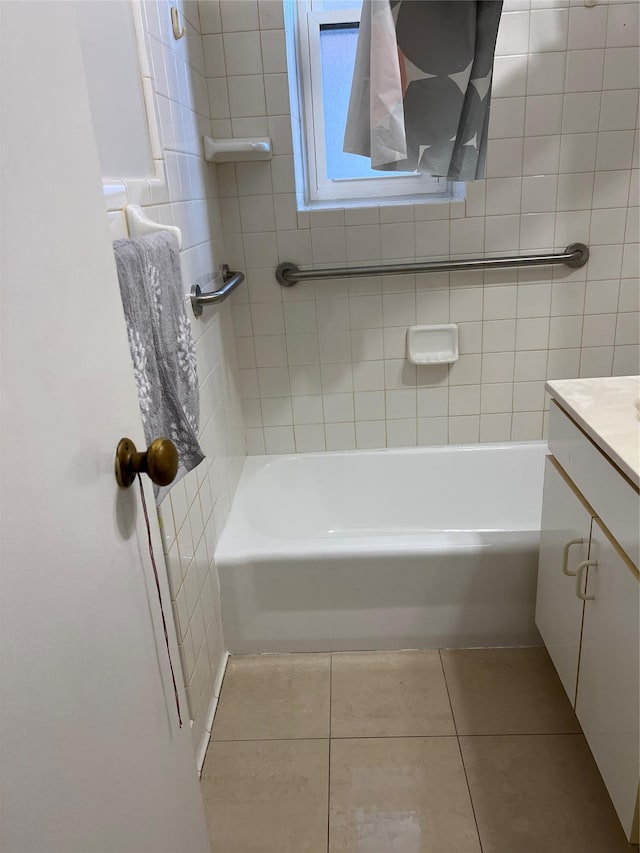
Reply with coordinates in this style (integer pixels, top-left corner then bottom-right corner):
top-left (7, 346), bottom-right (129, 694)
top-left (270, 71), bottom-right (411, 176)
top-left (575, 520), bottom-right (640, 842)
top-left (535, 456), bottom-right (592, 704)
top-left (0, 4), bottom-right (210, 852)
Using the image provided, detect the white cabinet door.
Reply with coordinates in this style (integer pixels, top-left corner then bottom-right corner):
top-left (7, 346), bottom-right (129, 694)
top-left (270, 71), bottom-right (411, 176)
top-left (575, 520), bottom-right (640, 842)
top-left (535, 457), bottom-right (593, 704)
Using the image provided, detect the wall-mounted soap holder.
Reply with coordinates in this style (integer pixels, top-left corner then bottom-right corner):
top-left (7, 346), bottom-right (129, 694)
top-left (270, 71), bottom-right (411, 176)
top-left (125, 204), bottom-right (182, 250)
top-left (203, 136), bottom-right (272, 163)
top-left (407, 324), bottom-right (458, 365)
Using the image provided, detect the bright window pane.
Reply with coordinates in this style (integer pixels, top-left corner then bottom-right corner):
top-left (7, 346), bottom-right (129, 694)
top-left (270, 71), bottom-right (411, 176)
top-left (319, 23), bottom-right (414, 181)
top-left (312, 0), bottom-right (362, 12)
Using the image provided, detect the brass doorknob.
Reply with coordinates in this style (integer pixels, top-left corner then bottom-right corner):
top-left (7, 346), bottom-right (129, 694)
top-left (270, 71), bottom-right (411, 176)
top-left (115, 437), bottom-right (179, 488)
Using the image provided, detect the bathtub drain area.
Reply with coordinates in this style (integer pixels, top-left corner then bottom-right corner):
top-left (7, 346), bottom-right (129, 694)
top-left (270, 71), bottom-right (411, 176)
top-left (200, 648), bottom-right (631, 852)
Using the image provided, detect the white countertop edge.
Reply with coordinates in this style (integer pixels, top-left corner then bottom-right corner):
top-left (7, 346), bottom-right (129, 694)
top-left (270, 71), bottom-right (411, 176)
top-left (546, 376), bottom-right (640, 490)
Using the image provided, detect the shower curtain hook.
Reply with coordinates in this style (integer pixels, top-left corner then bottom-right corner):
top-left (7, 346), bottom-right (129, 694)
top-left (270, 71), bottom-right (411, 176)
top-left (170, 7), bottom-right (186, 40)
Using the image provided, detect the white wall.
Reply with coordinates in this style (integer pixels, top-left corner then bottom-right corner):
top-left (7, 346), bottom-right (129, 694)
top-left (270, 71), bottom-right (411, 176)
top-left (105, 0), bottom-right (245, 754)
top-left (200, 0), bottom-right (639, 453)
top-left (76, 1), bottom-right (154, 178)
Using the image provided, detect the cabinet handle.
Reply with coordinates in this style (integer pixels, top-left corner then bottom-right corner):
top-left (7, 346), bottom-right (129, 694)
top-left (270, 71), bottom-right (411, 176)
top-left (575, 560), bottom-right (596, 601)
top-left (562, 538), bottom-right (585, 576)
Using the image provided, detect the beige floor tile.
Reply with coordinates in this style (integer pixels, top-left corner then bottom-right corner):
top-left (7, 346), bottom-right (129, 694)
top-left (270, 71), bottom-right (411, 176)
top-left (330, 650), bottom-right (455, 738)
top-left (460, 734), bottom-right (631, 853)
top-left (330, 737), bottom-right (482, 853)
top-left (212, 653), bottom-right (330, 740)
top-left (441, 647), bottom-right (581, 735)
top-left (201, 739), bottom-right (329, 853)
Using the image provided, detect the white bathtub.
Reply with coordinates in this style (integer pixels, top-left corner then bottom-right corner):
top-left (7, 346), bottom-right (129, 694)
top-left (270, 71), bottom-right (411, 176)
top-left (215, 442), bottom-right (547, 653)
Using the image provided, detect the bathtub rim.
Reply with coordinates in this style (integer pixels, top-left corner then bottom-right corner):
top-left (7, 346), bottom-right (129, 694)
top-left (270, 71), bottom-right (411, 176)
top-left (240, 438), bottom-right (547, 476)
top-left (215, 440), bottom-right (548, 561)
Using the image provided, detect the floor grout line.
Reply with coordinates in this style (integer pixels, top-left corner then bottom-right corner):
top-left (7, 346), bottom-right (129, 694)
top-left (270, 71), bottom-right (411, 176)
top-left (210, 736), bottom-right (331, 743)
top-left (201, 650), bottom-right (615, 852)
top-left (210, 730), bottom-right (584, 744)
top-left (327, 654), bottom-right (333, 853)
top-left (439, 649), bottom-right (485, 853)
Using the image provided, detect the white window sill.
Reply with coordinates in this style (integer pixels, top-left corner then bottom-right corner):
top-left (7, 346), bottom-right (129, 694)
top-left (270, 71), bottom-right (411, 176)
top-left (295, 183), bottom-right (466, 214)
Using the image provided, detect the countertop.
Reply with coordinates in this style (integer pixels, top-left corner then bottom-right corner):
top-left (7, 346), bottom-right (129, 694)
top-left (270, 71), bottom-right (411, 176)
top-left (546, 376), bottom-right (640, 489)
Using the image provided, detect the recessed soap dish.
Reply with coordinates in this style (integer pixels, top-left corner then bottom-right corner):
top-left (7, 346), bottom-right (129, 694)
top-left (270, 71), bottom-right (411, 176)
top-left (203, 135), bottom-right (272, 163)
top-left (406, 324), bottom-right (458, 365)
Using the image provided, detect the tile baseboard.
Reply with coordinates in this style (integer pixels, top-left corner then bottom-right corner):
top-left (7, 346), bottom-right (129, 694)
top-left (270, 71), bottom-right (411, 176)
top-left (197, 650), bottom-right (230, 776)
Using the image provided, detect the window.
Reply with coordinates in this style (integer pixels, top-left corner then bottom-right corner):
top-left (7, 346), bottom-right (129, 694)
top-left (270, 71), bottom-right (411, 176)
top-left (285, 0), bottom-right (447, 208)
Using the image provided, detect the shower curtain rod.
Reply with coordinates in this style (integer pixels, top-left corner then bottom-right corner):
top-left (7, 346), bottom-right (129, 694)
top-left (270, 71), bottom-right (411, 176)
top-left (275, 243), bottom-right (589, 287)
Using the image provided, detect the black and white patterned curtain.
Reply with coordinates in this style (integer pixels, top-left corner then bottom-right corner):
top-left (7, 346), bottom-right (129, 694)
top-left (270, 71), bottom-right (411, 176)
top-left (343, 0), bottom-right (503, 181)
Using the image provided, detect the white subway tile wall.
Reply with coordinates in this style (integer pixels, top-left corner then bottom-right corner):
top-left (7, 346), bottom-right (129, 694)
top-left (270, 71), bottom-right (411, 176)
top-left (198, 0), bottom-right (638, 452)
top-left (112, 0), bottom-right (246, 753)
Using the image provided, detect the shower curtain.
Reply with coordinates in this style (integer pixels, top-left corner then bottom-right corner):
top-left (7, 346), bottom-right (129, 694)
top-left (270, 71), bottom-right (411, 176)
top-left (343, 0), bottom-right (503, 181)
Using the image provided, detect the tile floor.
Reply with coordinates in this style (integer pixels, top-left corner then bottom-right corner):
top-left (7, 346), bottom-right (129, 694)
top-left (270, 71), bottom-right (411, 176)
top-left (200, 648), bottom-right (634, 853)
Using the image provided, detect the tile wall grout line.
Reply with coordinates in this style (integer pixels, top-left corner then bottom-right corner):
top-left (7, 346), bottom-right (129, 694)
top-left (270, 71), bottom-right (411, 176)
top-left (578, 0), bottom-right (609, 380)
top-left (439, 649), bottom-right (485, 853)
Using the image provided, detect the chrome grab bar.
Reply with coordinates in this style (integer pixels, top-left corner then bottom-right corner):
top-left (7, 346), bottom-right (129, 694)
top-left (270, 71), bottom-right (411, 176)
top-left (190, 265), bottom-right (245, 316)
top-left (276, 243), bottom-right (589, 287)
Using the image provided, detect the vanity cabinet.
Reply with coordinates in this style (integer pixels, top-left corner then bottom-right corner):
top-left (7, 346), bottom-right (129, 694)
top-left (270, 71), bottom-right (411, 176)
top-left (576, 518), bottom-right (639, 842)
top-left (535, 457), bottom-right (592, 704)
top-left (536, 397), bottom-right (639, 843)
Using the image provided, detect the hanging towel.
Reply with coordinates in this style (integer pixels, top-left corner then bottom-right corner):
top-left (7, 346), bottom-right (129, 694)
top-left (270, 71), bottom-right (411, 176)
top-left (113, 232), bottom-right (204, 502)
top-left (343, 0), bottom-right (503, 181)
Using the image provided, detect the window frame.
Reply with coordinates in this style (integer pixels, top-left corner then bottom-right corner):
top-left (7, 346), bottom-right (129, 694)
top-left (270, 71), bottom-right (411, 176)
top-left (287, 0), bottom-right (448, 208)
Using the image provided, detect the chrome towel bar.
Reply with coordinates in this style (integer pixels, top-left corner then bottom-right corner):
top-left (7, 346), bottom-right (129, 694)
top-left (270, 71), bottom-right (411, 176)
top-left (190, 265), bottom-right (245, 316)
top-left (276, 243), bottom-right (589, 287)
